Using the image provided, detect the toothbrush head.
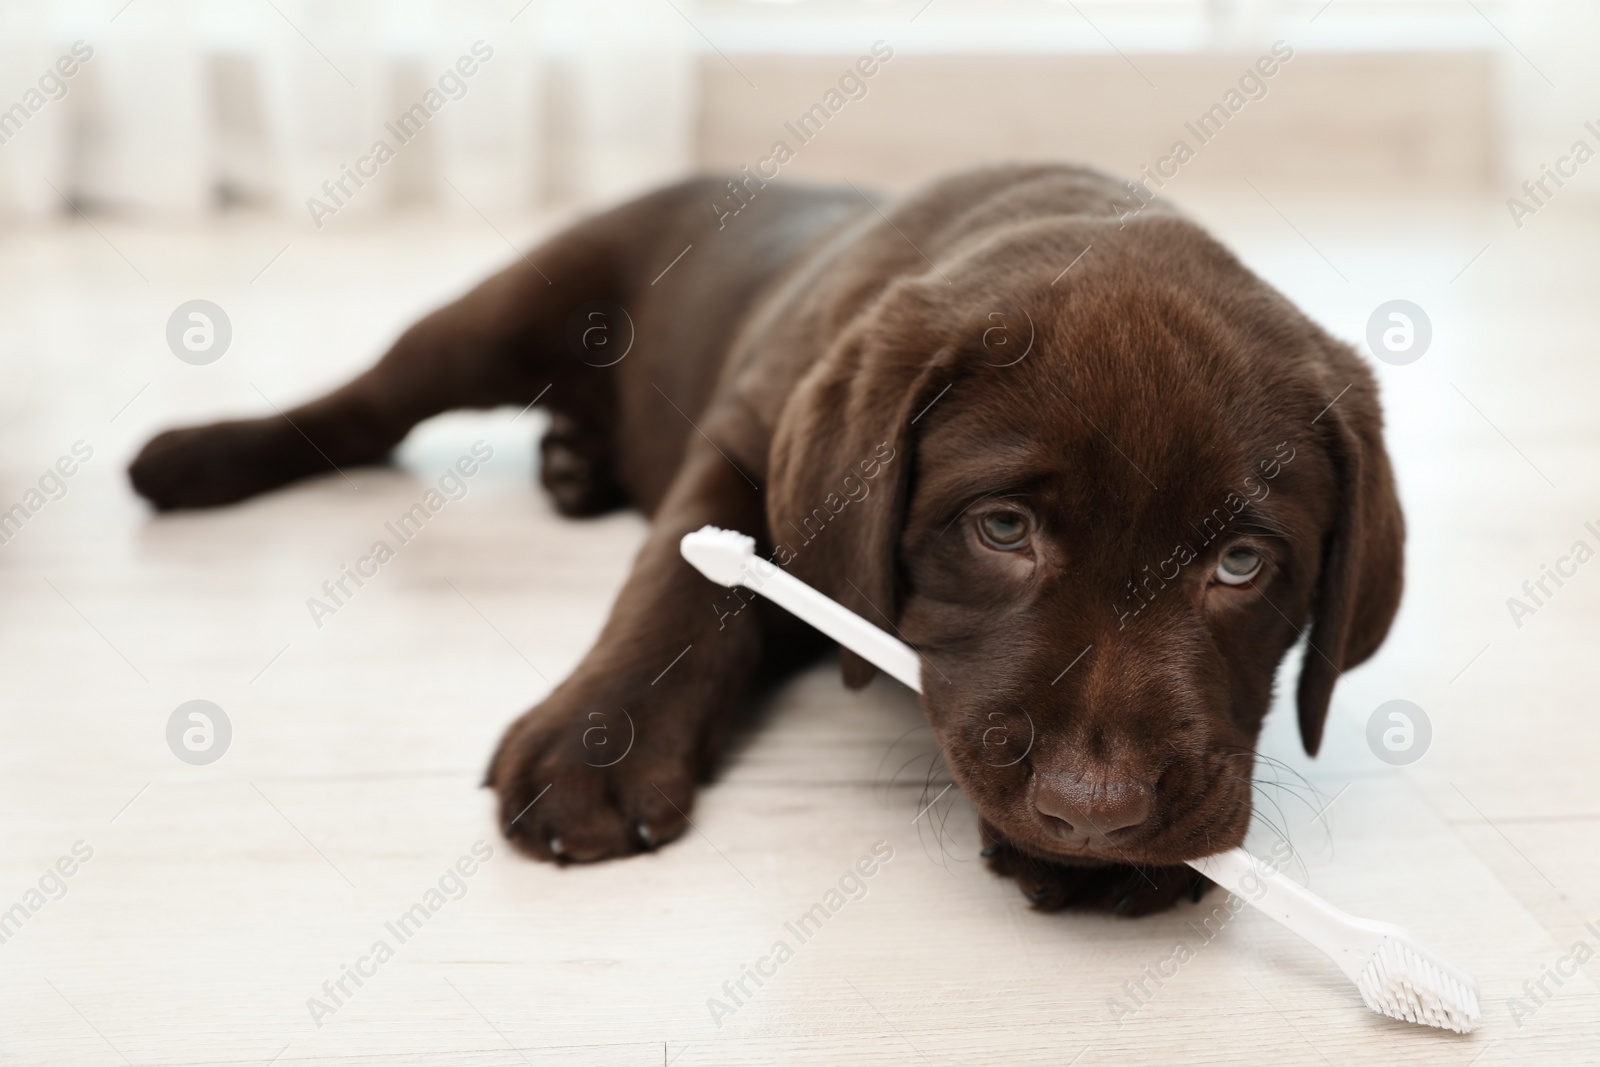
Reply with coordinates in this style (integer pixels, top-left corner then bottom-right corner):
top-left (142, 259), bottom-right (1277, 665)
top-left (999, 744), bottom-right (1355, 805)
top-left (1356, 936), bottom-right (1481, 1033)
top-left (680, 525), bottom-right (758, 588)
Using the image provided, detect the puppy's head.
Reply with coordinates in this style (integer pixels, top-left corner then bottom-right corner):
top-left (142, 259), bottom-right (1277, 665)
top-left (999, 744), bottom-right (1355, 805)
top-left (768, 213), bottom-right (1403, 867)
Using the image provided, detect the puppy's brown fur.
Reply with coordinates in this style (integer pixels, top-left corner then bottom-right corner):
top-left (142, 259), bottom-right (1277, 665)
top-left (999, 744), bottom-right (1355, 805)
top-left (130, 165), bottom-right (1403, 915)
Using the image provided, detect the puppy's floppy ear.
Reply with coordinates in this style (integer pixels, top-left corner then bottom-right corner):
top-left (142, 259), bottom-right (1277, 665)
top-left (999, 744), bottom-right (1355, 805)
top-left (1296, 371), bottom-right (1405, 756)
top-left (767, 296), bottom-right (957, 689)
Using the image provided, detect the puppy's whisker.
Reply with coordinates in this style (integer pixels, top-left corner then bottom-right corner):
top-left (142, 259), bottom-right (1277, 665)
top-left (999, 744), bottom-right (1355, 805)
top-left (1218, 747), bottom-right (1326, 813)
top-left (873, 723), bottom-right (940, 806)
top-left (1221, 771), bottom-right (1295, 858)
top-left (931, 782), bottom-right (968, 871)
top-left (1251, 787), bottom-right (1296, 855)
top-left (1240, 769), bottom-right (1310, 824)
top-left (1245, 767), bottom-right (1321, 808)
top-left (1248, 749), bottom-right (1322, 791)
top-left (916, 783), bottom-right (961, 873)
top-left (887, 748), bottom-right (942, 793)
top-left (1220, 771), bottom-right (1317, 884)
top-left (1227, 758), bottom-right (1333, 862)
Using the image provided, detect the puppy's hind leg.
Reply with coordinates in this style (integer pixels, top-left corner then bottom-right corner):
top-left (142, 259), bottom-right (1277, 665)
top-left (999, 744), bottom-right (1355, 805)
top-left (129, 233), bottom-right (618, 511)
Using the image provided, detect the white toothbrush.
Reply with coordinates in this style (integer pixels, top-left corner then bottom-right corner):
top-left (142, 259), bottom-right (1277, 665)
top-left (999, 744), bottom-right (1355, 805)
top-left (680, 524), bottom-right (1481, 1033)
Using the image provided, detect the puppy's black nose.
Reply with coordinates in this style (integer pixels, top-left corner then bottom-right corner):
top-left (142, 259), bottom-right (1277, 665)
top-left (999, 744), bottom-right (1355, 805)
top-left (1033, 772), bottom-right (1152, 838)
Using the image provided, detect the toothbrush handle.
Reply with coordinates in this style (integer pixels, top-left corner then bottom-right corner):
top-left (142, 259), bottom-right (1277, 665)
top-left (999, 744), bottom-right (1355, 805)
top-left (735, 563), bottom-right (924, 692)
top-left (1187, 848), bottom-right (1368, 979)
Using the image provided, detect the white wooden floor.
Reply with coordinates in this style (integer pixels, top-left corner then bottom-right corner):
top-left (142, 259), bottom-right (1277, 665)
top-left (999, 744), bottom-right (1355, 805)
top-left (1, 191), bottom-right (1598, 1065)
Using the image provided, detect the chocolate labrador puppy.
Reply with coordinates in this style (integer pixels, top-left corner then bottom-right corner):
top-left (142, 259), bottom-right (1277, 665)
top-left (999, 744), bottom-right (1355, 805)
top-left (129, 165), bottom-right (1403, 915)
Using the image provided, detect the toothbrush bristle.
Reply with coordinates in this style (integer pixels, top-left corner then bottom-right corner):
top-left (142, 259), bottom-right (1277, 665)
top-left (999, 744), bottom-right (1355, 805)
top-left (679, 525), bottom-right (757, 587)
top-left (1355, 937), bottom-right (1481, 1033)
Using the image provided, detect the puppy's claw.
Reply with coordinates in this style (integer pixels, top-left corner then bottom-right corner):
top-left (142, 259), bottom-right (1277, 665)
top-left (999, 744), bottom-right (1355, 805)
top-left (980, 844), bottom-right (1001, 859)
top-left (549, 836), bottom-right (566, 858)
top-left (635, 822), bottom-right (657, 850)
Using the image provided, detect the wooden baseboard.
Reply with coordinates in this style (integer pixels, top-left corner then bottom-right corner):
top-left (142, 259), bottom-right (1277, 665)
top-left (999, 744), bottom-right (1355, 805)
top-left (695, 52), bottom-right (1497, 193)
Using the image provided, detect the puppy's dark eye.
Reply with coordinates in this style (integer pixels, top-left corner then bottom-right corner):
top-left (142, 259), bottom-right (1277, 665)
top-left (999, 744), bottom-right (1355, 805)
top-left (1215, 547), bottom-right (1263, 585)
top-left (978, 511), bottom-right (1029, 550)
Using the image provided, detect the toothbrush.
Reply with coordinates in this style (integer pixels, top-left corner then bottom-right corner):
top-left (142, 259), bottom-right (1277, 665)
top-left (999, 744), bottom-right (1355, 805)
top-left (680, 524), bottom-right (1481, 1033)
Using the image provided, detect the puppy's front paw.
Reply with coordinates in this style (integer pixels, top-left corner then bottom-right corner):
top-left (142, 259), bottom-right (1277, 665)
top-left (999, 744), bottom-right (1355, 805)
top-left (486, 690), bottom-right (698, 863)
top-left (981, 825), bottom-right (1213, 917)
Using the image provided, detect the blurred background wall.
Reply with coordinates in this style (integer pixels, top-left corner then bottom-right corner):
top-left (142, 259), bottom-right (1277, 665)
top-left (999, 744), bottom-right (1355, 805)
top-left (0, 0), bottom-right (1592, 224)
